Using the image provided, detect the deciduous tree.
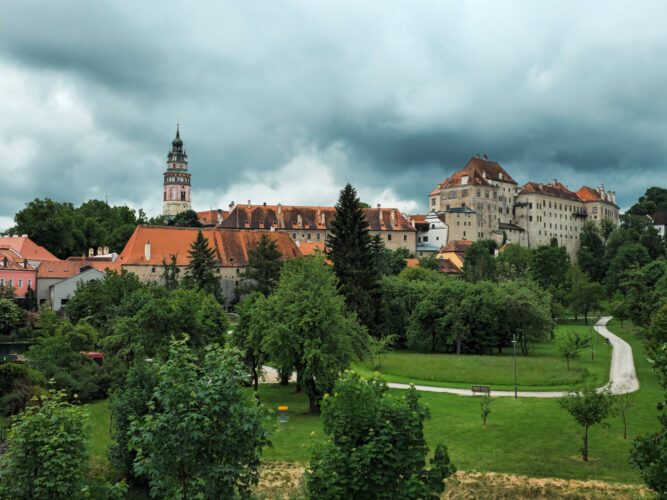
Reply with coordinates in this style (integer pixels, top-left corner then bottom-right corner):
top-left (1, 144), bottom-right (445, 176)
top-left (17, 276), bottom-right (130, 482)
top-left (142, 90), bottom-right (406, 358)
top-left (307, 372), bottom-right (455, 499)
top-left (130, 340), bottom-right (269, 500)
top-left (559, 386), bottom-right (614, 462)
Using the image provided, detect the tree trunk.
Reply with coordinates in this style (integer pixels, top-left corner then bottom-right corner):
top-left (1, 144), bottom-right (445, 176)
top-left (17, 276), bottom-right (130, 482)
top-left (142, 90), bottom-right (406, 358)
top-left (584, 309), bottom-right (588, 325)
top-left (456, 337), bottom-right (461, 355)
top-left (180, 462), bottom-right (188, 500)
top-left (304, 377), bottom-right (320, 414)
top-left (252, 366), bottom-right (259, 393)
top-left (566, 358), bottom-right (570, 371)
top-left (582, 425), bottom-right (589, 462)
top-left (622, 412), bottom-right (627, 440)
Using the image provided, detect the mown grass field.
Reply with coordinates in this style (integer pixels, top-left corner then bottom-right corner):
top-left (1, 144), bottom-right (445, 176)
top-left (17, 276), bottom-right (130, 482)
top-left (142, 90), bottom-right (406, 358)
top-left (46, 319), bottom-right (660, 491)
top-left (354, 320), bottom-right (611, 391)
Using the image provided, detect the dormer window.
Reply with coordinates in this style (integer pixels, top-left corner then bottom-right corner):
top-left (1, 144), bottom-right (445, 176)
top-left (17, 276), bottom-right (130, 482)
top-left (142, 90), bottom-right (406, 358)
top-left (499, 173), bottom-right (503, 180)
top-left (461, 175), bottom-right (469, 185)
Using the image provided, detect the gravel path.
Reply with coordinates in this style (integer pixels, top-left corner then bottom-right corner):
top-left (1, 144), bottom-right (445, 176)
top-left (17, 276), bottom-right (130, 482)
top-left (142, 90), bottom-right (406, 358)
top-left (261, 317), bottom-right (640, 398)
top-left (385, 316), bottom-right (640, 398)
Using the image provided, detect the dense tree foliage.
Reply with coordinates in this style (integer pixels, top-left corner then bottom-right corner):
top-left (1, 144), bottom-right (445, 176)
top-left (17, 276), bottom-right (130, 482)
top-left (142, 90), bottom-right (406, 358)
top-left (130, 340), bottom-right (269, 500)
top-left (166, 209), bottom-right (202, 227)
top-left (0, 363), bottom-right (45, 416)
top-left (0, 297), bottom-right (24, 336)
top-left (262, 256), bottom-right (368, 412)
top-left (108, 358), bottom-right (158, 485)
top-left (0, 388), bottom-right (125, 500)
top-left (6, 197), bottom-right (147, 259)
top-left (628, 187), bottom-right (667, 216)
top-left (231, 292), bottom-right (272, 392)
top-left (307, 371), bottom-right (455, 500)
top-left (531, 238), bottom-right (571, 289)
top-left (565, 266), bottom-right (606, 324)
top-left (462, 240), bottom-right (497, 283)
top-left (327, 183), bottom-right (379, 330)
top-left (27, 319), bottom-right (110, 403)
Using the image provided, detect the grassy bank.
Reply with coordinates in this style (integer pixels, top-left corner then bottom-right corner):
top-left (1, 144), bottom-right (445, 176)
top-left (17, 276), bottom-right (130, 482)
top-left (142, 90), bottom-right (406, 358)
top-left (354, 320), bottom-right (611, 391)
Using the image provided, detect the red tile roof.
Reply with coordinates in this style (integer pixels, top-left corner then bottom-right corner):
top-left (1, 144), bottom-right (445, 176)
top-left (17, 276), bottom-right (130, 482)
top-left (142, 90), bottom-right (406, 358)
top-left (0, 249), bottom-right (36, 271)
top-left (197, 209), bottom-right (229, 226)
top-left (0, 236), bottom-right (59, 261)
top-left (117, 226), bottom-right (303, 267)
top-left (297, 242), bottom-right (326, 256)
top-left (440, 240), bottom-right (473, 253)
top-left (439, 169), bottom-right (490, 189)
top-left (463, 157), bottom-right (517, 185)
top-left (519, 181), bottom-right (581, 202)
top-left (37, 258), bottom-right (120, 278)
top-left (405, 258), bottom-right (419, 268)
top-left (219, 205), bottom-right (415, 232)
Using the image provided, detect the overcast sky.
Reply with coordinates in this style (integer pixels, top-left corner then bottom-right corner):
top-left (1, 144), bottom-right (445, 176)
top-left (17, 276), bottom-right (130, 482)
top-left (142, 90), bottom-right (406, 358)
top-left (1, 1), bottom-right (666, 231)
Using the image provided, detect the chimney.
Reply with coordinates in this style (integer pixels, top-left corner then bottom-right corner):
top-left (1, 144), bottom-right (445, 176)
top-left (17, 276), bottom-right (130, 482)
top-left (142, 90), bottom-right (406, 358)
top-left (607, 190), bottom-right (612, 202)
top-left (103, 246), bottom-right (109, 254)
top-left (295, 240), bottom-right (300, 247)
top-left (321, 213), bottom-right (325, 226)
top-left (391, 209), bottom-right (395, 221)
top-left (97, 246), bottom-right (103, 255)
top-left (229, 201), bottom-right (235, 211)
top-left (88, 248), bottom-right (94, 258)
top-left (612, 191), bottom-right (616, 203)
top-left (552, 179), bottom-right (557, 186)
top-left (263, 202), bottom-right (267, 206)
top-left (482, 171), bottom-right (487, 179)
top-left (476, 153), bottom-right (480, 158)
top-left (377, 203), bottom-right (381, 209)
top-left (216, 209), bottom-right (222, 224)
top-left (483, 154), bottom-right (488, 161)
top-left (247, 200), bottom-right (251, 209)
top-left (144, 241), bottom-right (151, 261)
top-left (277, 203), bottom-right (282, 215)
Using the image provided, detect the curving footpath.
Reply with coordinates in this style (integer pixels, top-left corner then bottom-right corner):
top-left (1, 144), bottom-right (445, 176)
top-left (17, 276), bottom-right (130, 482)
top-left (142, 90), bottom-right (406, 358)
top-left (386, 316), bottom-right (640, 398)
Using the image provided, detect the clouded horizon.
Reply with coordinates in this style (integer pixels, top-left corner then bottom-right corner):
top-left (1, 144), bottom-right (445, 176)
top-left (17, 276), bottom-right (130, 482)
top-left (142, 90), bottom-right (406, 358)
top-left (1, 1), bottom-right (666, 231)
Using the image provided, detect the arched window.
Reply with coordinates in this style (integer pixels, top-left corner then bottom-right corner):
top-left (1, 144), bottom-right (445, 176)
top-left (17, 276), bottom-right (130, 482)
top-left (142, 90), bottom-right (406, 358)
top-left (181, 191), bottom-right (186, 201)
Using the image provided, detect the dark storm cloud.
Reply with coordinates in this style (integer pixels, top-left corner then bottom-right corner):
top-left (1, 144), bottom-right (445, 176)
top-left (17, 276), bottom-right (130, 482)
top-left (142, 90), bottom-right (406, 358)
top-left (1, 0), bottom-right (667, 230)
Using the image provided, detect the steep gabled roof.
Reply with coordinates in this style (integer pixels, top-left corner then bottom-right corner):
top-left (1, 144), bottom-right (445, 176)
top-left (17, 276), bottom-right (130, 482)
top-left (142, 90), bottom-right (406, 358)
top-left (0, 248), bottom-right (36, 272)
top-left (463, 157), bottom-right (518, 185)
top-left (0, 236), bottom-right (59, 261)
top-left (117, 226), bottom-right (302, 267)
top-left (440, 169), bottom-right (490, 188)
top-left (518, 181), bottom-right (581, 202)
top-left (440, 240), bottom-right (473, 253)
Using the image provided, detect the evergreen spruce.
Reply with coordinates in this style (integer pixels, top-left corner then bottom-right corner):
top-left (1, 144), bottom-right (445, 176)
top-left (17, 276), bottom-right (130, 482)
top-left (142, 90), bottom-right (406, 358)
top-left (239, 234), bottom-right (283, 296)
top-left (182, 231), bottom-right (221, 299)
top-left (161, 253), bottom-right (180, 291)
top-left (327, 183), bottom-right (378, 330)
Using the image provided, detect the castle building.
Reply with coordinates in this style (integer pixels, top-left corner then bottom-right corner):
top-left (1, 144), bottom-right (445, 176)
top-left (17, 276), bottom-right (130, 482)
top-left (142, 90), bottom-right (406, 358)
top-left (216, 202), bottom-right (416, 252)
top-left (428, 155), bottom-right (619, 258)
top-left (162, 125), bottom-right (192, 219)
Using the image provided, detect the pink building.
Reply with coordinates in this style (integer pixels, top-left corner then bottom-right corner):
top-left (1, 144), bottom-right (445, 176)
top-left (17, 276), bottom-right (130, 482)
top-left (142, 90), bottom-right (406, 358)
top-left (0, 248), bottom-right (37, 298)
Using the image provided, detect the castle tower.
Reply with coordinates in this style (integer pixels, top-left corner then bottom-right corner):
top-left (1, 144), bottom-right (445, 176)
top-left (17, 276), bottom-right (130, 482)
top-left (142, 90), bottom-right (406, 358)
top-left (162, 124), bottom-right (192, 218)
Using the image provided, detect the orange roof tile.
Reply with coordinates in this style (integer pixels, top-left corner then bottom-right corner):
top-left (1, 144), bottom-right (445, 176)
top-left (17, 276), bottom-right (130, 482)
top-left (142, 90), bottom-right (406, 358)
top-left (197, 209), bottom-right (229, 226)
top-left (439, 258), bottom-right (462, 274)
top-left (440, 240), bottom-right (473, 253)
top-left (405, 258), bottom-right (419, 268)
top-left (519, 181), bottom-right (581, 202)
top-left (297, 242), bottom-right (326, 256)
top-left (219, 205), bottom-right (416, 232)
top-left (0, 236), bottom-right (59, 261)
top-left (117, 226), bottom-right (302, 267)
top-left (463, 157), bottom-right (517, 184)
top-left (0, 249), bottom-right (36, 272)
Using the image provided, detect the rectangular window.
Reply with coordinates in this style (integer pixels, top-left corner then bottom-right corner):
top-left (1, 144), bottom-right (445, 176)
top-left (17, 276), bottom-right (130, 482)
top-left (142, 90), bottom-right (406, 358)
top-left (593, 207), bottom-right (598, 214)
top-left (403, 235), bottom-right (407, 241)
top-left (9, 279), bottom-right (13, 287)
top-left (18, 280), bottom-right (22, 288)
top-left (529, 216), bottom-right (533, 221)
top-left (529, 203), bottom-right (533, 209)
top-left (476, 189), bottom-right (481, 197)
top-left (28, 279), bottom-right (32, 287)
top-left (431, 198), bottom-right (436, 206)
top-left (317, 233), bottom-right (320, 240)
top-left (485, 191), bottom-right (489, 198)
top-left (423, 236), bottom-right (428, 242)
top-left (0, 279), bottom-right (4, 286)
top-left (292, 233), bottom-right (296, 239)
top-left (387, 234), bottom-right (392, 241)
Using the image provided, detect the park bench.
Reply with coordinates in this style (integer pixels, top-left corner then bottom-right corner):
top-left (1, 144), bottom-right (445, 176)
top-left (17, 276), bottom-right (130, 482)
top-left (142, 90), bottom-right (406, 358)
top-left (471, 385), bottom-right (491, 396)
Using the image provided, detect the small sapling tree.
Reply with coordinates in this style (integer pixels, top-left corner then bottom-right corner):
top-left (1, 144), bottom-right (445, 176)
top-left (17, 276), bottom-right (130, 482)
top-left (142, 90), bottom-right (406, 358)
top-left (480, 394), bottom-right (492, 427)
top-left (559, 385), bottom-right (614, 461)
top-left (615, 392), bottom-right (633, 440)
top-left (367, 334), bottom-right (397, 370)
top-left (558, 331), bottom-right (590, 370)
top-left (307, 371), bottom-right (456, 499)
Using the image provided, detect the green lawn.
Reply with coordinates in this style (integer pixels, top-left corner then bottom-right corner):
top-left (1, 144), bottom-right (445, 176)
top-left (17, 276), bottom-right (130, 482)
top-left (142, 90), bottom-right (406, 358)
top-left (76, 319), bottom-right (661, 487)
top-left (354, 320), bottom-right (611, 391)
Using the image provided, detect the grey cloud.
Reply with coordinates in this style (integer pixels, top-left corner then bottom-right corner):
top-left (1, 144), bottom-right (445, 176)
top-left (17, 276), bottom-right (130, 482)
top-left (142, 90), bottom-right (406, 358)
top-left (1, 1), bottom-right (666, 230)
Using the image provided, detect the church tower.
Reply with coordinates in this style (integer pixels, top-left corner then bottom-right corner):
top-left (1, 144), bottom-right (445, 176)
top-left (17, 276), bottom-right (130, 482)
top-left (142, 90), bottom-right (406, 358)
top-left (162, 124), bottom-right (192, 218)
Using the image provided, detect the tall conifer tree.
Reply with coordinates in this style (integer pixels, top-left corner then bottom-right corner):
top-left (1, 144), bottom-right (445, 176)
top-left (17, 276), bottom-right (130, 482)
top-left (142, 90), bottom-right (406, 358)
top-left (183, 231), bottom-right (222, 300)
top-left (239, 234), bottom-right (283, 296)
top-left (327, 183), bottom-right (378, 330)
